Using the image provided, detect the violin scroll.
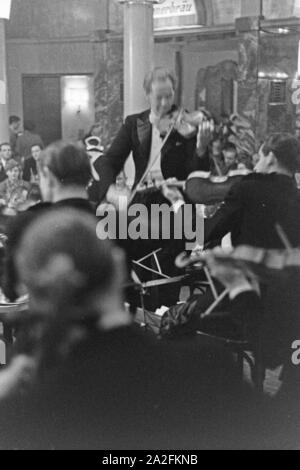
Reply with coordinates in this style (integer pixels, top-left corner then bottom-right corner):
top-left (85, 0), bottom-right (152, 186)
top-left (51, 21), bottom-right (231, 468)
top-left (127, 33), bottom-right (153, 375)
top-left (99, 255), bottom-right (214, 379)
top-left (157, 108), bottom-right (214, 139)
top-left (175, 245), bottom-right (300, 281)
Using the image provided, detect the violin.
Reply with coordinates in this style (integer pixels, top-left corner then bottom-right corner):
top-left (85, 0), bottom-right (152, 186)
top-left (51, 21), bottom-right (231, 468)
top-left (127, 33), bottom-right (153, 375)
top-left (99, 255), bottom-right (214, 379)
top-left (185, 169), bottom-right (251, 205)
top-left (129, 107), bottom-right (214, 205)
top-left (135, 178), bottom-right (185, 193)
top-left (158, 107), bottom-right (214, 139)
top-left (175, 245), bottom-right (300, 282)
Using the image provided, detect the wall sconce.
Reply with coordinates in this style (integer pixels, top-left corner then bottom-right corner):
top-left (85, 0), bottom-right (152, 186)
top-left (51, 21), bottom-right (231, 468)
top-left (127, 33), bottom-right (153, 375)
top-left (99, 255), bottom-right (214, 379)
top-left (0, 0), bottom-right (12, 20)
top-left (258, 71), bottom-right (288, 79)
top-left (65, 87), bottom-right (89, 114)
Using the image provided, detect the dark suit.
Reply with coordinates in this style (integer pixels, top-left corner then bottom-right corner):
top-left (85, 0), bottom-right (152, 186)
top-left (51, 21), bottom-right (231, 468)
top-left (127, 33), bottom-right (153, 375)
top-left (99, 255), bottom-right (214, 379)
top-left (164, 173), bottom-right (300, 344)
top-left (0, 165), bottom-right (7, 183)
top-left (22, 157), bottom-right (37, 182)
top-left (95, 108), bottom-right (208, 202)
top-left (205, 173), bottom-right (300, 248)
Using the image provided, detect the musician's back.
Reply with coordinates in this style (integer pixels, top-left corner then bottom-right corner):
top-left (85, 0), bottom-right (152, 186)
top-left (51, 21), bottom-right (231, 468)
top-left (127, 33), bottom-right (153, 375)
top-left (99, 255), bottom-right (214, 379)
top-left (205, 172), bottom-right (300, 249)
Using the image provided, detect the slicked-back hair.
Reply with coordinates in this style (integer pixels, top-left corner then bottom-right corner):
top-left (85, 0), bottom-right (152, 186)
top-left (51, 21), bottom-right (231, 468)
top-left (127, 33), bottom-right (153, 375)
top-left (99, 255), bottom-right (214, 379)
top-left (0, 142), bottom-right (10, 150)
top-left (9, 115), bottom-right (20, 125)
top-left (38, 141), bottom-right (91, 187)
top-left (262, 133), bottom-right (300, 174)
top-left (143, 67), bottom-right (177, 95)
top-left (223, 142), bottom-right (237, 153)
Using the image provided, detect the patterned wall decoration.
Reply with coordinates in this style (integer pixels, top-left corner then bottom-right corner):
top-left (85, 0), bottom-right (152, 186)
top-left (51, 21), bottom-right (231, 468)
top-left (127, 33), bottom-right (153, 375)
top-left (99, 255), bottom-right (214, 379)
top-left (195, 59), bottom-right (238, 119)
top-left (7, 0), bottom-right (107, 39)
top-left (263, 0), bottom-right (295, 19)
top-left (93, 37), bottom-right (123, 149)
top-left (256, 33), bottom-right (299, 139)
top-left (210, 0), bottom-right (241, 25)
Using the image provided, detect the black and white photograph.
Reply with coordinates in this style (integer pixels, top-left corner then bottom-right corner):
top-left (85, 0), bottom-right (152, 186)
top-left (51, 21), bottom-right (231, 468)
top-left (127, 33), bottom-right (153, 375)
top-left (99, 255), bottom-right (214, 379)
top-left (0, 0), bottom-right (299, 452)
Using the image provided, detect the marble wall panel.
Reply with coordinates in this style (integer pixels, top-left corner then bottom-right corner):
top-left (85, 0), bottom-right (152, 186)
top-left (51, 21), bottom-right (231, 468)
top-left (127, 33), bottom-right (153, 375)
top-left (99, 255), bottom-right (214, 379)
top-left (7, 0), bottom-right (107, 39)
top-left (195, 60), bottom-right (238, 119)
top-left (93, 38), bottom-right (123, 149)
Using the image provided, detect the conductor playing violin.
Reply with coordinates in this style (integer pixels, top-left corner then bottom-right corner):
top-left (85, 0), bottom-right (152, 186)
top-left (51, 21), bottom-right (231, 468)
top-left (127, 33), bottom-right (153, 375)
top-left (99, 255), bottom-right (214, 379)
top-left (96, 67), bottom-right (212, 202)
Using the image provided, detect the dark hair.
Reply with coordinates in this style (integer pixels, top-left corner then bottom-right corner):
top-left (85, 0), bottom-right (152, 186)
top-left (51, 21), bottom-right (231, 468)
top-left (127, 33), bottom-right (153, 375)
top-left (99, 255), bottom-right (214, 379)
top-left (223, 142), bottom-right (237, 153)
top-left (8, 185), bottom-right (29, 203)
top-left (31, 143), bottom-right (43, 151)
top-left (9, 115), bottom-right (20, 125)
top-left (15, 209), bottom-right (123, 373)
top-left (24, 120), bottom-right (35, 132)
top-left (38, 141), bottom-right (91, 187)
top-left (16, 209), bottom-right (118, 313)
top-left (143, 67), bottom-right (177, 95)
top-left (261, 133), bottom-right (300, 174)
top-left (0, 142), bottom-right (11, 151)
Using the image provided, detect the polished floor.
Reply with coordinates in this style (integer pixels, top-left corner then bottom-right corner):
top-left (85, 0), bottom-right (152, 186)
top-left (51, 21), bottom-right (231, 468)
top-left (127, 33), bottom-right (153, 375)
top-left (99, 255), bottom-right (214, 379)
top-left (0, 320), bottom-right (283, 396)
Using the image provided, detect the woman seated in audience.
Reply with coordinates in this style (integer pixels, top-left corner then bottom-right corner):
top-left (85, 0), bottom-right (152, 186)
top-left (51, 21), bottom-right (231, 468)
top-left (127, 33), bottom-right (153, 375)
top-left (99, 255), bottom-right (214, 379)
top-left (0, 209), bottom-right (258, 450)
top-left (0, 160), bottom-right (30, 209)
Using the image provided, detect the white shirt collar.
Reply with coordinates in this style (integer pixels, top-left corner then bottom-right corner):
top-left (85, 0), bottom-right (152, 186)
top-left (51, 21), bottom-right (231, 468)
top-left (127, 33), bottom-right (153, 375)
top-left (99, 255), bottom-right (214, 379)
top-left (149, 111), bottom-right (161, 129)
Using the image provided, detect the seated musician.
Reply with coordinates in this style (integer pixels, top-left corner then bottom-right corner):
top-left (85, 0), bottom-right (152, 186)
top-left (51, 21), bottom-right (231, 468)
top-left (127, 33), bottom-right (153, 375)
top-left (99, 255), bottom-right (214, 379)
top-left (164, 132), bottom-right (300, 249)
top-left (161, 133), bottom-right (300, 342)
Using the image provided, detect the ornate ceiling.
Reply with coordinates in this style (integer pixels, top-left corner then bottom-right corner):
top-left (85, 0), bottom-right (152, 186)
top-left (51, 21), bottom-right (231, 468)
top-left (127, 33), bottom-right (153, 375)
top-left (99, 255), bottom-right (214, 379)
top-left (5, 0), bottom-right (300, 40)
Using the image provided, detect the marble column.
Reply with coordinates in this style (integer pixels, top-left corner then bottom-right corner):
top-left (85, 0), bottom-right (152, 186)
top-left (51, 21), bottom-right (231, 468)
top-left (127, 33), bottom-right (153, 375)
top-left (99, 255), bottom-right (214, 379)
top-left (235, 15), bottom-right (261, 139)
top-left (0, 19), bottom-right (9, 143)
top-left (120, 0), bottom-right (157, 115)
top-left (241, 0), bottom-right (262, 17)
top-left (119, 0), bottom-right (158, 185)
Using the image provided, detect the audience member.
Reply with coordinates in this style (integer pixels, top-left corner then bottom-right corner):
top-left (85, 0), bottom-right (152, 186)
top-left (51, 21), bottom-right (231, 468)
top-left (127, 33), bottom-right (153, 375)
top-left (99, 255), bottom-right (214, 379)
top-left (0, 160), bottom-right (29, 207)
top-left (17, 183), bottom-right (42, 212)
top-left (37, 141), bottom-right (94, 213)
top-left (222, 142), bottom-right (238, 173)
top-left (161, 134), bottom-right (300, 352)
top-left (22, 144), bottom-right (42, 182)
top-left (15, 120), bottom-right (43, 162)
top-left (8, 116), bottom-right (21, 157)
top-left (1, 142), bottom-right (94, 305)
top-left (0, 143), bottom-right (12, 182)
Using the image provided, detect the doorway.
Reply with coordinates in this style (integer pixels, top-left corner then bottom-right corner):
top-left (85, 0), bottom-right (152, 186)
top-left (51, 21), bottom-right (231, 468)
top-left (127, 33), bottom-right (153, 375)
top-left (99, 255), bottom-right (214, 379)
top-left (22, 75), bottom-right (62, 147)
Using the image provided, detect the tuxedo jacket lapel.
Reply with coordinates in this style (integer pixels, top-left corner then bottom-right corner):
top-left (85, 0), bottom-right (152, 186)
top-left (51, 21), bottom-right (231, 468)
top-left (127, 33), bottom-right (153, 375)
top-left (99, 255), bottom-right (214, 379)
top-left (136, 111), bottom-right (152, 174)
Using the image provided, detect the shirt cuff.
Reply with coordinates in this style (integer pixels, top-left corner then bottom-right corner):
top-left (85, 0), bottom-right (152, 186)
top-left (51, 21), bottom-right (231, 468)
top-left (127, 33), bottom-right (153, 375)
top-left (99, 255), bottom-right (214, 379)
top-left (229, 281), bottom-right (256, 300)
top-left (172, 199), bottom-right (185, 213)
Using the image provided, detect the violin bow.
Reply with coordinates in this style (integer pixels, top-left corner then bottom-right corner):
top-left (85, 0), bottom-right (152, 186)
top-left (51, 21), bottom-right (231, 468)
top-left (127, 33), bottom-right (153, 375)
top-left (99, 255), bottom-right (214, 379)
top-left (211, 156), bottom-right (223, 177)
top-left (275, 223), bottom-right (293, 251)
top-left (129, 108), bottom-right (184, 205)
